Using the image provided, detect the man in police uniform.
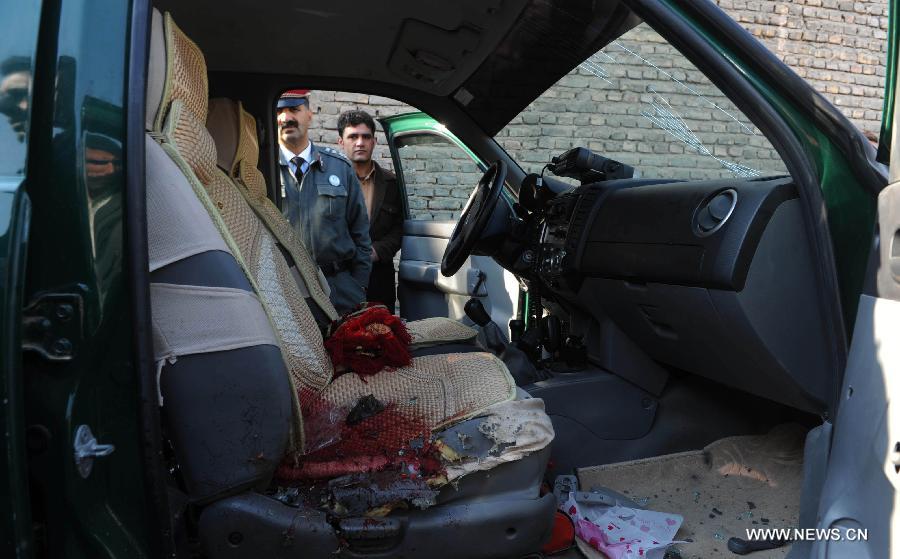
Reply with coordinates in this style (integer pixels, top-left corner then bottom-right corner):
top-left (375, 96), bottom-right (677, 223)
top-left (276, 89), bottom-right (372, 314)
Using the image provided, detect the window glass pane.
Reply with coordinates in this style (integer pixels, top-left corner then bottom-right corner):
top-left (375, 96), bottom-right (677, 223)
top-left (496, 22), bottom-right (789, 181)
top-left (395, 134), bottom-right (483, 221)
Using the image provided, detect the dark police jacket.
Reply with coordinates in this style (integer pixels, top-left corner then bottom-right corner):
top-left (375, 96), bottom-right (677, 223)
top-left (278, 142), bottom-right (372, 313)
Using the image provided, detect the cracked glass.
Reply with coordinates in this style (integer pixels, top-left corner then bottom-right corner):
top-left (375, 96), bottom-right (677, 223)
top-left (496, 22), bottom-right (789, 181)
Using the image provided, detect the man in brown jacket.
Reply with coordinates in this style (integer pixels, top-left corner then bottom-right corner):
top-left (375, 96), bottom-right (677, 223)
top-left (337, 110), bottom-right (404, 313)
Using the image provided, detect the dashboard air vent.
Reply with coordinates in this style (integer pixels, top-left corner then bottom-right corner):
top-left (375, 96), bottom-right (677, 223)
top-left (694, 189), bottom-right (737, 236)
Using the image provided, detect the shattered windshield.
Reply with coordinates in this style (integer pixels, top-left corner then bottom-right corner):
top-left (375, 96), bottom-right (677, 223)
top-left (496, 23), bottom-right (789, 181)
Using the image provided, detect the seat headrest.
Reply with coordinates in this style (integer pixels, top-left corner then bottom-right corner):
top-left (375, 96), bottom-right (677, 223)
top-left (207, 97), bottom-right (241, 173)
top-left (154, 12), bottom-right (209, 130)
top-left (207, 98), bottom-right (267, 200)
top-left (234, 104), bottom-right (268, 199)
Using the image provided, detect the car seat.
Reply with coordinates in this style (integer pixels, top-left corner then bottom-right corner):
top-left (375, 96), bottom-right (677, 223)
top-left (145, 9), bottom-right (555, 558)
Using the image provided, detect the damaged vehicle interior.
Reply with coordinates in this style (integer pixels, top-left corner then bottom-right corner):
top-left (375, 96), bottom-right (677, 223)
top-left (14, 0), bottom-right (893, 557)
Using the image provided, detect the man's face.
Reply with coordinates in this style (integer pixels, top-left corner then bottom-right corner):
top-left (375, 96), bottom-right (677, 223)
top-left (0, 70), bottom-right (30, 142)
top-left (85, 147), bottom-right (118, 178)
top-left (338, 123), bottom-right (376, 163)
top-left (277, 103), bottom-right (312, 148)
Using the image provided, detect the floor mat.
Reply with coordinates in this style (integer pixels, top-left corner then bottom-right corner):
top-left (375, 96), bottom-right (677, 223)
top-left (575, 424), bottom-right (806, 559)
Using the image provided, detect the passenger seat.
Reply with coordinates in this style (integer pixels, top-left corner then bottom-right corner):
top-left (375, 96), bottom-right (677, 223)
top-left (145, 9), bottom-right (555, 558)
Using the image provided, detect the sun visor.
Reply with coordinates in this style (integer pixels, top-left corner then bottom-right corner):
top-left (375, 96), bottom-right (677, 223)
top-left (384, 0), bottom-right (530, 96)
top-left (388, 20), bottom-right (479, 89)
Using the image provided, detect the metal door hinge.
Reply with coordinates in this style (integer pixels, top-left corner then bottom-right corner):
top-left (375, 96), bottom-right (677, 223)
top-left (74, 424), bottom-right (115, 478)
top-left (22, 292), bottom-right (84, 361)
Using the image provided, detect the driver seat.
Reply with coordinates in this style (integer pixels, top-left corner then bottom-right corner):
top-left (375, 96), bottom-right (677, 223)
top-left (145, 9), bottom-right (555, 557)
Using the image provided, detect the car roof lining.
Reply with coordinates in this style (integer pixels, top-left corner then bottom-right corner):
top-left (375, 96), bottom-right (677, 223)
top-left (153, 0), bottom-right (530, 94)
top-left (152, 0), bottom-right (639, 135)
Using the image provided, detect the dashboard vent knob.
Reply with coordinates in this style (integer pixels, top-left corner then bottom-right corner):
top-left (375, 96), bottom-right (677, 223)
top-left (695, 189), bottom-right (737, 236)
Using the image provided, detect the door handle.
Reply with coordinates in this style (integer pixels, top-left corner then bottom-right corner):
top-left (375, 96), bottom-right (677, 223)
top-left (74, 424), bottom-right (115, 478)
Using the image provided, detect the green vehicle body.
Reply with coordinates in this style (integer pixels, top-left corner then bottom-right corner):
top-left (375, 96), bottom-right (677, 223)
top-left (379, 111), bottom-right (516, 209)
top-left (0, 0), bottom-right (894, 556)
top-left (1, 1), bottom-right (158, 557)
top-left (380, 112), bottom-right (481, 163)
top-left (379, 112), bottom-right (486, 212)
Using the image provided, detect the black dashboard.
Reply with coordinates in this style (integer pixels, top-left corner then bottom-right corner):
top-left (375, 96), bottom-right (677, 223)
top-left (535, 176), bottom-right (797, 292)
top-left (516, 174), bottom-right (839, 415)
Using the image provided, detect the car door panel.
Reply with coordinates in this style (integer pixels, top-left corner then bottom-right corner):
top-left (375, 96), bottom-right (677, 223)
top-left (808, 37), bottom-right (900, 557)
top-left (0, 187), bottom-right (32, 559)
top-left (808, 295), bottom-right (899, 559)
top-left (1, 1), bottom-right (39, 554)
top-left (398, 222), bottom-right (486, 298)
top-left (398, 261), bottom-right (487, 298)
top-left (398, 219), bottom-right (513, 324)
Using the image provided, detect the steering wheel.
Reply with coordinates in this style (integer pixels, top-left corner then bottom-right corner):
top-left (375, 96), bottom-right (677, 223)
top-left (441, 159), bottom-right (507, 277)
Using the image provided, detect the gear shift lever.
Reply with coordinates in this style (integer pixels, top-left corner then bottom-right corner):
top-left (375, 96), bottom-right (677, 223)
top-left (464, 298), bottom-right (492, 327)
top-left (466, 298), bottom-right (504, 355)
top-left (465, 297), bottom-right (546, 386)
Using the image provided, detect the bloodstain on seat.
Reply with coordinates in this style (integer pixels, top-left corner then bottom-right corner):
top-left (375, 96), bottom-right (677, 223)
top-left (277, 389), bottom-right (441, 483)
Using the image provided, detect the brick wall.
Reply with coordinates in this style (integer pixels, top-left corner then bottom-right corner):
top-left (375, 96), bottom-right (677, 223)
top-left (301, 0), bottom-right (887, 219)
top-left (496, 23), bottom-right (791, 181)
top-left (722, 0), bottom-right (888, 129)
top-left (306, 90), bottom-right (409, 171)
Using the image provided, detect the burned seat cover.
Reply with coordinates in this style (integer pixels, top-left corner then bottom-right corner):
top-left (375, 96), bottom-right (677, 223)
top-left (146, 11), bottom-right (552, 480)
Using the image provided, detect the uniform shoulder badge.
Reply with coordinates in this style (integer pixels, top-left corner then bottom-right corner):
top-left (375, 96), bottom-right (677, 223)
top-left (320, 146), bottom-right (351, 166)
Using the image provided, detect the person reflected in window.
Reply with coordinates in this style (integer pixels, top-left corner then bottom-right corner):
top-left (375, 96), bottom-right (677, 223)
top-left (276, 90), bottom-right (372, 314)
top-left (0, 56), bottom-right (31, 143)
top-left (337, 110), bottom-right (403, 314)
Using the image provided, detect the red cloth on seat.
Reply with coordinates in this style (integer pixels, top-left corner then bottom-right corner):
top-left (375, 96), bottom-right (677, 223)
top-left (324, 304), bottom-right (411, 377)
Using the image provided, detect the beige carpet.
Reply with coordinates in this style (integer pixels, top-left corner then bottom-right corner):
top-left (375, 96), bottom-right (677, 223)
top-left (575, 424), bottom-right (806, 559)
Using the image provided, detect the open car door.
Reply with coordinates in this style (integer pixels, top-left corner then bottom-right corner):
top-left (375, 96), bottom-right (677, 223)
top-left (0, 2), bottom-right (37, 554)
top-left (381, 113), bottom-right (519, 331)
top-left (810, 7), bottom-right (900, 555)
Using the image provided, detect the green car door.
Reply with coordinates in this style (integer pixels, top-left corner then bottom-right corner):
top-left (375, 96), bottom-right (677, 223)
top-left (380, 112), bottom-right (521, 334)
top-left (7, 0), bottom-right (168, 557)
top-left (0, 1), bottom-right (40, 556)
